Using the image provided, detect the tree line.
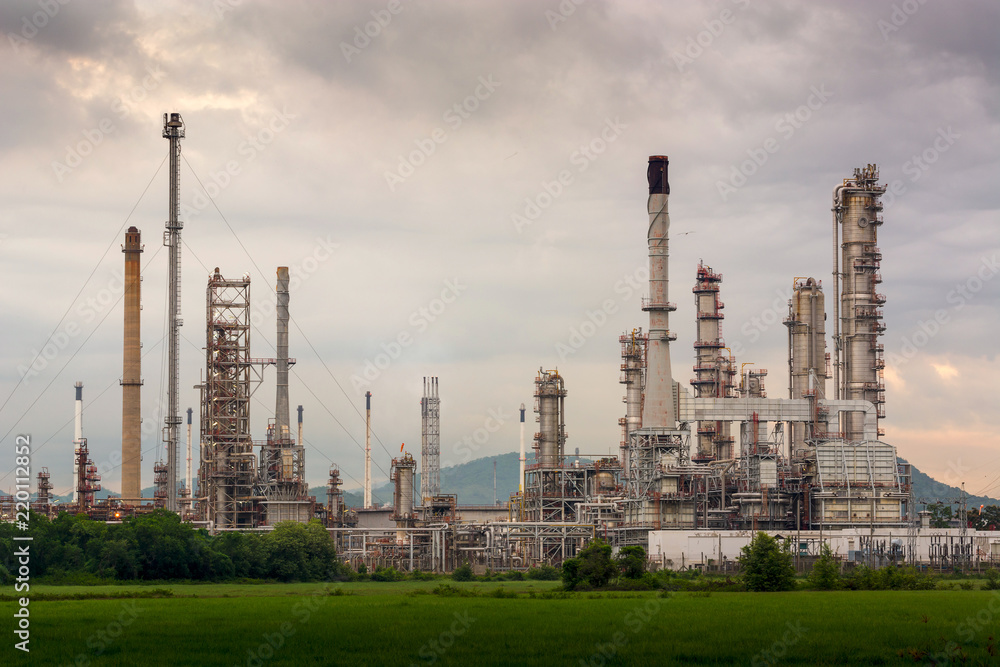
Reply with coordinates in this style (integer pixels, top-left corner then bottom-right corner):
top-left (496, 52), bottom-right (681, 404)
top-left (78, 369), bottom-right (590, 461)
top-left (0, 510), bottom-right (341, 583)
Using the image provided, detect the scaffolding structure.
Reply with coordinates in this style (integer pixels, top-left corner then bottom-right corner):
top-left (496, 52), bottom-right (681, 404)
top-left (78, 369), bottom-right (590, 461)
top-left (420, 377), bottom-right (441, 502)
top-left (74, 438), bottom-right (101, 509)
top-left (34, 468), bottom-right (53, 515)
top-left (199, 269), bottom-right (261, 529)
top-left (691, 263), bottom-right (737, 461)
top-left (619, 329), bottom-right (646, 473)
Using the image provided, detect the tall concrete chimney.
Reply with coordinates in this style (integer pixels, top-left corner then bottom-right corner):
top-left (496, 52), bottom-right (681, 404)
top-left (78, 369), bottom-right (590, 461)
top-left (121, 226), bottom-right (143, 499)
top-left (275, 267), bottom-right (290, 441)
top-left (641, 156), bottom-right (677, 428)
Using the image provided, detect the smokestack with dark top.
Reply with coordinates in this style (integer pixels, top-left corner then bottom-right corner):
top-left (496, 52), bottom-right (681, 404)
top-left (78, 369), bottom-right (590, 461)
top-left (641, 156), bottom-right (677, 428)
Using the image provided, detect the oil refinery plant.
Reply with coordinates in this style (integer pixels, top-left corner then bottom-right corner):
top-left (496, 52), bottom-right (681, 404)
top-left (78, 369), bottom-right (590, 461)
top-left (15, 114), bottom-right (989, 573)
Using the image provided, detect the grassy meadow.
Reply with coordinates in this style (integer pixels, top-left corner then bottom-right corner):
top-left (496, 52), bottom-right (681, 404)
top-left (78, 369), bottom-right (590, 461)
top-left (4, 581), bottom-right (999, 665)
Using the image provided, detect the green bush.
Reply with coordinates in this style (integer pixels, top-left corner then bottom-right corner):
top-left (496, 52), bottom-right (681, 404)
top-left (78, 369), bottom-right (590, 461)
top-left (452, 563), bottom-right (474, 582)
top-left (370, 566), bottom-right (405, 582)
top-left (526, 564), bottom-right (560, 580)
top-left (617, 545), bottom-right (647, 580)
top-left (985, 568), bottom-right (1000, 590)
top-left (845, 564), bottom-right (935, 590)
top-left (503, 570), bottom-right (525, 581)
top-left (562, 539), bottom-right (615, 591)
top-left (808, 545), bottom-right (842, 590)
top-left (738, 533), bottom-right (795, 592)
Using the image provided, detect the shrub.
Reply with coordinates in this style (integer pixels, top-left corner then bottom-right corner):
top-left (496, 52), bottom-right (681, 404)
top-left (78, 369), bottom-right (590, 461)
top-left (526, 564), bottom-right (560, 581)
top-left (503, 570), bottom-right (525, 581)
top-left (986, 568), bottom-right (1000, 590)
top-left (452, 563), bottom-right (474, 582)
top-left (617, 545), bottom-right (647, 580)
top-left (562, 539), bottom-right (615, 591)
top-left (808, 545), bottom-right (842, 590)
top-left (738, 533), bottom-right (795, 592)
top-left (370, 566), bottom-right (404, 582)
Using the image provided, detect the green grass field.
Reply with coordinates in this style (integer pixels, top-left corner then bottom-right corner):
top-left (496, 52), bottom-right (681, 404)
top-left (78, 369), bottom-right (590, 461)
top-left (5, 583), bottom-right (998, 665)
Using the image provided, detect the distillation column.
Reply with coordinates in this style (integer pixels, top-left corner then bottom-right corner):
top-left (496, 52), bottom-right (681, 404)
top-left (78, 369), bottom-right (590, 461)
top-left (619, 329), bottom-right (646, 471)
top-left (392, 452), bottom-right (417, 539)
top-left (641, 156), bottom-right (678, 428)
top-left (784, 278), bottom-right (828, 457)
top-left (833, 165), bottom-right (886, 441)
top-left (691, 263), bottom-right (736, 461)
top-left (533, 369), bottom-right (566, 469)
top-left (121, 227), bottom-right (143, 500)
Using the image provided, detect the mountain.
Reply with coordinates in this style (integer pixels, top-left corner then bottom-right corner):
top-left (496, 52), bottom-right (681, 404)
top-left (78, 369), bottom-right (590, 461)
top-left (323, 454), bottom-right (997, 512)
top-left (50, 455), bottom-right (991, 514)
top-left (906, 461), bottom-right (996, 510)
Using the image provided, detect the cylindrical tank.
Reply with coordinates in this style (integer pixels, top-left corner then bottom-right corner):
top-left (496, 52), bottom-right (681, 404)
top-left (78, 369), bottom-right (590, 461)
top-left (787, 278), bottom-right (828, 455)
top-left (393, 453), bottom-right (416, 522)
top-left (837, 166), bottom-right (885, 441)
top-left (534, 369), bottom-right (566, 468)
top-left (595, 471), bottom-right (615, 496)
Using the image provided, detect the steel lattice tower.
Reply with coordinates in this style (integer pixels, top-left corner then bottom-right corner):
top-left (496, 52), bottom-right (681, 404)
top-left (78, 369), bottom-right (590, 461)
top-left (162, 112), bottom-right (185, 511)
top-left (199, 268), bottom-right (259, 528)
top-left (421, 377), bottom-right (441, 502)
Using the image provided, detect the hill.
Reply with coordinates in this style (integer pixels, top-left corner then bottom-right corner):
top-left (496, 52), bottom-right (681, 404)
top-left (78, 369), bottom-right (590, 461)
top-left (48, 453), bottom-right (992, 515)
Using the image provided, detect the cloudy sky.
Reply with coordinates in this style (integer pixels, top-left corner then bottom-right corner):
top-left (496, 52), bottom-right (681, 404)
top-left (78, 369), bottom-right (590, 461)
top-left (1, 0), bottom-right (997, 503)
